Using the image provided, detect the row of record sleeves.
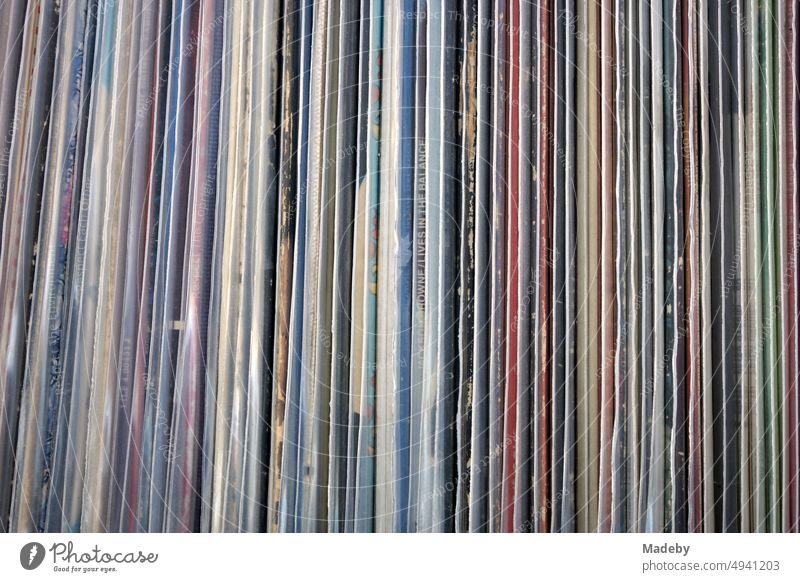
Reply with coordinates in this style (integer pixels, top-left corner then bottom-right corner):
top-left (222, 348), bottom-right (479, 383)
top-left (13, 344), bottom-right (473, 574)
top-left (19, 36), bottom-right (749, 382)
top-left (0, 0), bottom-right (799, 532)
